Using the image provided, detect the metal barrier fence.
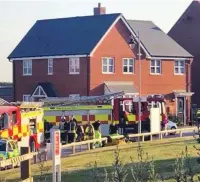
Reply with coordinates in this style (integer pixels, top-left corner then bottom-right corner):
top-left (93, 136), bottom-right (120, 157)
top-left (128, 127), bottom-right (196, 142)
top-left (0, 127), bottom-right (197, 170)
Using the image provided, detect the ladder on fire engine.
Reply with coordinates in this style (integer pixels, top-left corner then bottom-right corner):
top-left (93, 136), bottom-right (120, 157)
top-left (0, 98), bottom-right (12, 106)
top-left (41, 91), bottom-right (125, 107)
top-left (11, 101), bottom-right (43, 111)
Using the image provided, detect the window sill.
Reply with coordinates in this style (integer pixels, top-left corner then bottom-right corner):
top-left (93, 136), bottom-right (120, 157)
top-left (102, 72), bottom-right (114, 74)
top-left (69, 72), bottom-right (80, 75)
top-left (123, 72), bottom-right (134, 75)
top-left (23, 74), bottom-right (32, 76)
top-left (150, 73), bottom-right (161, 75)
top-left (174, 73), bottom-right (185, 76)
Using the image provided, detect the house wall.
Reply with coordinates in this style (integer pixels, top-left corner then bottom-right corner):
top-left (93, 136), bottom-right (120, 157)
top-left (13, 57), bottom-right (89, 101)
top-left (90, 20), bottom-right (187, 96)
top-left (90, 19), bottom-right (189, 119)
top-left (90, 19), bottom-right (137, 95)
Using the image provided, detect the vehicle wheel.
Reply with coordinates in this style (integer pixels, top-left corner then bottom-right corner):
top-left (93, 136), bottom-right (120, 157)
top-left (30, 141), bottom-right (36, 152)
top-left (170, 127), bottom-right (176, 135)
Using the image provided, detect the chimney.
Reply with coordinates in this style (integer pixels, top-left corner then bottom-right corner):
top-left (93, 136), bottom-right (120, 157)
top-left (93, 3), bottom-right (106, 15)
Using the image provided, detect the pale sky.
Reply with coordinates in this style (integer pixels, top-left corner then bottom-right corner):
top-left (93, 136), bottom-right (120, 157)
top-left (0, 0), bottom-right (192, 82)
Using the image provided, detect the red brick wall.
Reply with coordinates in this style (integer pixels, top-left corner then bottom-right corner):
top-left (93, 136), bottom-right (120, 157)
top-left (90, 19), bottom-right (137, 95)
top-left (14, 57), bottom-right (89, 101)
top-left (141, 59), bottom-right (186, 95)
top-left (90, 18), bottom-right (190, 121)
top-left (90, 19), bottom-right (187, 97)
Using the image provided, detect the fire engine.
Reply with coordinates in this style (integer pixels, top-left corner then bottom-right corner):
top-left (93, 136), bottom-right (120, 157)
top-left (0, 99), bottom-right (44, 152)
top-left (41, 92), bottom-right (166, 136)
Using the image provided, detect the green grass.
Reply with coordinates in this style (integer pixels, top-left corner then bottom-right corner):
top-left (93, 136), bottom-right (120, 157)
top-left (0, 137), bottom-right (200, 182)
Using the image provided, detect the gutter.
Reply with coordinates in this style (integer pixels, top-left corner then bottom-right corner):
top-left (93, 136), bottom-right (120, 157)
top-left (8, 58), bottom-right (15, 102)
top-left (86, 55), bottom-right (90, 96)
top-left (146, 56), bottom-right (193, 60)
top-left (9, 54), bottom-right (88, 61)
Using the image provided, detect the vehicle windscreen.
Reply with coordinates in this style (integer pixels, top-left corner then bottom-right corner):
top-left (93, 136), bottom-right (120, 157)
top-left (0, 141), bottom-right (6, 151)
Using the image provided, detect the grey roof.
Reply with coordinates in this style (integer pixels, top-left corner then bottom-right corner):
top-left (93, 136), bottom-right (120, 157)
top-left (8, 13), bottom-right (120, 59)
top-left (104, 81), bottom-right (138, 94)
top-left (127, 20), bottom-right (193, 58)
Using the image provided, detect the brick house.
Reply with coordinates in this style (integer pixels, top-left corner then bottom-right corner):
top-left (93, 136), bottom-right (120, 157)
top-left (168, 0), bottom-right (200, 107)
top-left (8, 3), bottom-right (193, 124)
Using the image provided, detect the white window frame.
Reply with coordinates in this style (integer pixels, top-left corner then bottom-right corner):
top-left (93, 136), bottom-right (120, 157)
top-left (23, 95), bottom-right (33, 102)
top-left (69, 57), bottom-right (80, 74)
top-left (32, 86), bottom-right (47, 98)
top-left (102, 57), bottom-right (114, 74)
top-left (23, 60), bottom-right (32, 76)
top-left (122, 58), bottom-right (134, 74)
top-left (48, 58), bottom-right (53, 75)
top-left (150, 59), bottom-right (161, 75)
top-left (174, 60), bottom-right (185, 75)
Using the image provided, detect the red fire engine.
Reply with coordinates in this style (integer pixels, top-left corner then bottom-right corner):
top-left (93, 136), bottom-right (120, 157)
top-left (42, 92), bottom-right (166, 136)
top-left (0, 99), bottom-right (44, 152)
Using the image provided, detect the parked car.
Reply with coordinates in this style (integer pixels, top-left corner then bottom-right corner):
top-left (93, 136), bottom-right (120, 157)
top-left (0, 139), bottom-right (20, 169)
top-left (167, 120), bottom-right (177, 135)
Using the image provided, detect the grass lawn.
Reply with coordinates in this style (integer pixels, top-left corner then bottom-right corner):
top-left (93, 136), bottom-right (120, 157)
top-left (0, 137), bottom-right (200, 182)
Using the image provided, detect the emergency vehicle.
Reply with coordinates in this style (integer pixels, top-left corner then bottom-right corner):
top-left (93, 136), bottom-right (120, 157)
top-left (0, 99), bottom-right (44, 152)
top-left (41, 92), bottom-right (166, 136)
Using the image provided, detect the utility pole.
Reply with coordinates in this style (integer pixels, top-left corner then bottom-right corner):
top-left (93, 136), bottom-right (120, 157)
top-left (138, 31), bottom-right (142, 134)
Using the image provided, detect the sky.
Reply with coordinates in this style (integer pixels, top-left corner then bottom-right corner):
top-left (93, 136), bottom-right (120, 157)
top-left (0, 0), bottom-right (193, 82)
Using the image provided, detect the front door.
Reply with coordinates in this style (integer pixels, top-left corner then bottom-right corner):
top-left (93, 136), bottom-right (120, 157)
top-left (177, 97), bottom-right (185, 125)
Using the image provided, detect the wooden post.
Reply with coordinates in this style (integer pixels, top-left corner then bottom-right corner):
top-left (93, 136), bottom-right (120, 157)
top-left (20, 147), bottom-right (32, 181)
top-left (142, 135), bottom-right (145, 142)
top-left (72, 145), bottom-right (75, 154)
top-left (150, 134), bottom-right (153, 141)
top-left (88, 142), bottom-right (91, 150)
top-left (33, 155), bottom-right (37, 164)
top-left (180, 130), bottom-right (183, 137)
top-left (160, 133), bottom-right (163, 140)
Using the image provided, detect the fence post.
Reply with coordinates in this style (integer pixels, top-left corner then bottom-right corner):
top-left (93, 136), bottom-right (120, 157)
top-left (142, 135), bottom-right (145, 142)
top-left (160, 133), bottom-right (163, 140)
top-left (150, 134), bottom-right (153, 141)
top-left (72, 144), bottom-right (76, 154)
top-left (180, 130), bottom-right (183, 137)
top-left (33, 155), bottom-right (37, 164)
top-left (88, 142), bottom-right (91, 150)
top-left (20, 147), bottom-right (33, 182)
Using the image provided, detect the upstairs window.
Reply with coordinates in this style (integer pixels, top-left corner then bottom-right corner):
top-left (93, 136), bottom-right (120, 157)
top-left (174, 60), bottom-right (185, 75)
top-left (123, 58), bottom-right (134, 74)
top-left (69, 58), bottom-right (80, 74)
top-left (48, 58), bottom-right (53, 75)
top-left (23, 60), bottom-right (32, 75)
top-left (150, 60), bottom-right (161, 74)
top-left (102, 57), bottom-right (114, 74)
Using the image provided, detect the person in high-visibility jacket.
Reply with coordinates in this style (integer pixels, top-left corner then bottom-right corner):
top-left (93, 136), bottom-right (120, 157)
top-left (85, 121), bottom-right (95, 140)
top-left (68, 115), bottom-right (77, 143)
top-left (93, 120), bottom-right (101, 139)
top-left (93, 120), bottom-right (102, 147)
